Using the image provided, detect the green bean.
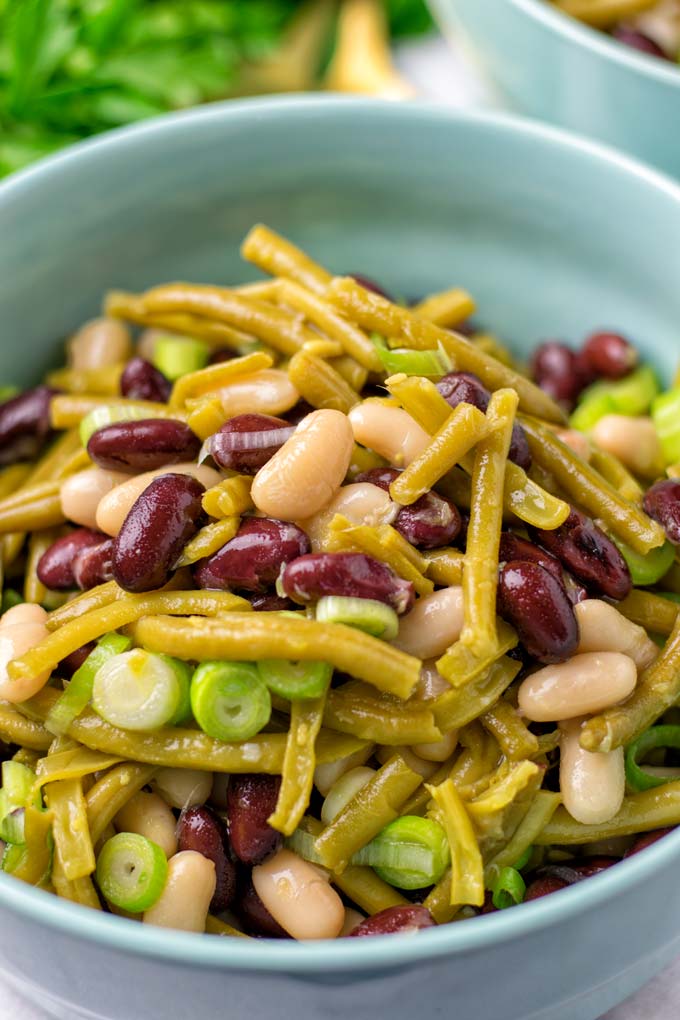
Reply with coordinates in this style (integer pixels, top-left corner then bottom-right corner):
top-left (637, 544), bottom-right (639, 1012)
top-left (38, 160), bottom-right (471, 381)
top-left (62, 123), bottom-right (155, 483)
top-left (0, 702), bottom-right (51, 750)
top-left (177, 517), bottom-right (240, 566)
top-left (328, 276), bottom-right (565, 423)
top-left (411, 287), bottom-right (476, 328)
top-left (5, 806), bottom-right (54, 886)
top-left (388, 404), bottom-right (488, 505)
top-left (400, 759), bottom-right (456, 817)
top-left (52, 860), bottom-right (102, 909)
top-left (105, 291), bottom-right (257, 350)
top-left (581, 612), bottom-right (680, 753)
top-left (521, 416), bottom-right (666, 554)
top-left (46, 580), bottom-right (125, 631)
top-left (448, 723), bottom-right (501, 789)
top-left (616, 590), bottom-right (679, 637)
top-left (169, 352), bottom-right (272, 407)
top-left (0, 481), bottom-right (65, 533)
top-left (9, 591), bottom-right (252, 684)
top-left (422, 548), bottom-right (465, 586)
top-left (433, 657), bottom-right (522, 733)
top-left (206, 915), bottom-right (251, 938)
top-left (324, 684), bottom-right (442, 745)
top-left (436, 619), bottom-right (518, 689)
top-left (202, 476), bottom-right (253, 519)
top-left (484, 790), bottom-right (562, 882)
top-left (35, 747), bottom-right (124, 789)
top-left (481, 699), bottom-right (539, 760)
top-left (50, 394), bottom-right (183, 430)
top-left (0, 463), bottom-right (33, 500)
top-left (589, 447), bottom-right (643, 503)
top-left (24, 528), bottom-right (62, 604)
top-left (241, 224), bottom-right (332, 296)
top-left (313, 755), bottom-right (422, 870)
top-left (535, 782), bottom-right (680, 844)
top-left (268, 693), bottom-right (327, 837)
top-left (44, 777), bottom-right (95, 881)
top-left (287, 349), bottom-right (361, 414)
top-left (326, 515), bottom-right (433, 596)
top-left (85, 762), bottom-right (158, 846)
top-left (427, 779), bottom-right (485, 910)
top-left (130, 613), bottom-right (421, 700)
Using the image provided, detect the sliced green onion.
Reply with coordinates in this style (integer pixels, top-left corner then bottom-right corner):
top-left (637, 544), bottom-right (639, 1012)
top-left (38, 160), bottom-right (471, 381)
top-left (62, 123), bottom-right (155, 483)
top-left (652, 389), bottom-right (680, 465)
top-left (0, 806), bottom-right (26, 846)
top-left (190, 661), bottom-right (271, 742)
top-left (315, 596), bottom-right (399, 640)
top-left (1, 589), bottom-right (23, 614)
top-left (151, 335), bottom-right (210, 382)
top-left (611, 535), bottom-right (676, 587)
top-left (79, 405), bottom-right (155, 445)
top-left (351, 815), bottom-right (450, 890)
top-left (96, 832), bottom-right (168, 912)
top-left (257, 659), bottom-right (332, 701)
top-left (0, 761), bottom-right (40, 844)
top-left (0, 386), bottom-right (19, 403)
top-left (625, 725), bottom-right (680, 792)
top-left (372, 334), bottom-right (451, 378)
top-left (491, 866), bottom-right (526, 910)
top-left (92, 649), bottom-right (187, 732)
top-left (46, 632), bottom-right (131, 735)
top-left (571, 365), bottom-right (660, 432)
top-left (1, 841), bottom-right (25, 874)
top-left (285, 826), bottom-right (326, 865)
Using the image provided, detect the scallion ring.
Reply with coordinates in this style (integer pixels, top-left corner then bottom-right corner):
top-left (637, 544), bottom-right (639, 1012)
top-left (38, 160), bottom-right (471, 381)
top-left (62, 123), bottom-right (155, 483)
top-left (96, 832), bottom-right (168, 912)
top-left (351, 815), bottom-right (450, 890)
top-left (91, 649), bottom-right (189, 732)
top-left (315, 595), bottom-right (399, 640)
top-left (190, 661), bottom-right (271, 742)
top-left (491, 867), bottom-right (526, 910)
top-left (257, 659), bottom-right (332, 701)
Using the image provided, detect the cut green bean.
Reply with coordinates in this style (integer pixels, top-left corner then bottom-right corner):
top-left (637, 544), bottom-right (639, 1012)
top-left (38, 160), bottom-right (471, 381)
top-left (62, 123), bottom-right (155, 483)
top-left (426, 779), bottom-right (484, 909)
top-left (268, 693), bottom-right (327, 837)
top-left (535, 782), bottom-right (680, 844)
top-left (44, 777), bottom-right (95, 881)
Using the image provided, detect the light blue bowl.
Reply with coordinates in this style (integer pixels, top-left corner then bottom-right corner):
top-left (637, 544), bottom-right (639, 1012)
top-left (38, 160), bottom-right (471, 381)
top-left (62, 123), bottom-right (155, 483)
top-left (430, 0), bottom-right (680, 178)
top-left (1, 96), bottom-right (680, 1020)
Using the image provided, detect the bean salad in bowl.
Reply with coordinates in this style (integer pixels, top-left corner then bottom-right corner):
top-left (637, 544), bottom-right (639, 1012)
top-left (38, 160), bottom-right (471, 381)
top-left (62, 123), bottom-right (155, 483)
top-left (1, 223), bottom-right (680, 942)
top-left (550, 0), bottom-right (680, 62)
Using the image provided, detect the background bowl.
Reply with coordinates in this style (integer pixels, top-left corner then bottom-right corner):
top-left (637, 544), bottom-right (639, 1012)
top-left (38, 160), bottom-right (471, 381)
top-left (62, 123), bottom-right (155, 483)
top-left (1, 96), bottom-right (680, 1020)
top-left (430, 0), bottom-right (680, 178)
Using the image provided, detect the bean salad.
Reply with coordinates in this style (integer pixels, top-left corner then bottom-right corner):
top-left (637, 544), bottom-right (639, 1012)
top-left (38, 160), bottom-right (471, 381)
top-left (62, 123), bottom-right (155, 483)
top-left (550, 0), bottom-right (680, 62)
top-left (1, 224), bottom-right (680, 939)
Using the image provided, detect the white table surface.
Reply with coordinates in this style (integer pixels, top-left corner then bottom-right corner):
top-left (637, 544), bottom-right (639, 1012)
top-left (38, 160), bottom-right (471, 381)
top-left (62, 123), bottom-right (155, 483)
top-left (3, 30), bottom-right (677, 1020)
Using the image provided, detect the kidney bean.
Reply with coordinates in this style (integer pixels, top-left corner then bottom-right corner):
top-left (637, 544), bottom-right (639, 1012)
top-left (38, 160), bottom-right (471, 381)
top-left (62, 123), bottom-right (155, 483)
top-left (643, 480), bottom-right (680, 545)
top-left (120, 356), bottom-right (171, 403)
top-left (227, 774), bottom-right (282, 865)
top-left (177, 805), bottom-right (237, 913)
top-left (624, 828), bottom-right (674, 857)
top-left (348, 273), bottom-right (393, 301)
top-left (281, 552), bottom-right (415, 615)
top-left (207, 414), bottom-right (294, 474)
top-left (236, 878), bottom-right (289, 938)
top-left (208, 348), bottom-right (236, 365)
top-left (529, 342), bottom-right (589, 410)
top-left (435, 372), bottom-right (531, 469)
top-left (0, 386), bottom-right (56, 466)
top-left (347, 905), bottom-right (435, 937)
top-left (499, 533), bottom-right (564, 584)
top-left (113, 473), bottom-right (204, 593)
top-left (354, 467), bottom-right (461, 549)
top-left (58, 642), bottom-right (96, 678)
top-left (524, 876), bottom-right (568, 901)
top-left (530, 508), bottom-right (631, 601)
top-left (87, 418), bottom-right (200, 473)
top-left (354, 466), bottom-right (400, 491)
top-left (36, 529), bottom-right (107, 590)
top-left (613, 26), bottom-right (670, 59)
top-left (248, 592), bottom-right (297, 612)
top-left (72, 537), bottom-right (115, 590)
top-left (580, 332), bottom-right (638, 380)
top-left (194, 518), bottom-right (310, 593)
top-left (498, 560), bottom-right (579, 664)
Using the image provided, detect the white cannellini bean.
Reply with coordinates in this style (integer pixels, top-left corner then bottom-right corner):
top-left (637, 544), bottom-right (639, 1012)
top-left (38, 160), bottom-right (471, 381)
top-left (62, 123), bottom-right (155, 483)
top-left (1, 602), bottom-right (49, 627)
top-left (153, 768), bottom-right (213, 810)
top-left (143, 850), bottom-right (215, 932)
top-left (412, 661), bottom-right (451, 702)
top-left (313, 745), bottom-right (374, 797)
top-left (591, 414), bottom-right (662, 478)
top-left (413, 730), bottom-right (459, 763)
top-left (220, 370), bottom-right (299, 418)
top-left (559, 718), bottom-right (625, 825)
top-left (518, 652), bottom-right (637, 722)
top-left (0, 606), bottom-right (51, 703)
top-left (321, 767), bottom-right (376, 825)
top-left (348, 402), bottom-right (430, 467)
top-left (298, 482), bottom-right (395, 552)
top-left (60, 467), bottom-right (129, 529)
top-left (68, 318), bottom-right (132, 372)
top-left (393, 587), bottom-right (464, 660)
top-left (252, 849), bottom-right (345, 940)
top-left (95, 462), bottom-right (222, 537)
top-left (251, 409), bottom-right (354, 521)
top-left (575, 599), bottom-right (658, 671)
top-left (114, 791), bottom-right (178, 859)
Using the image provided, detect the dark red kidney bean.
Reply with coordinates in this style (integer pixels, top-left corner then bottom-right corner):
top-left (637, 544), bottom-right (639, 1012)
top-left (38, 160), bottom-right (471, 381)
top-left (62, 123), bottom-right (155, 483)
top-left (524, 876), bottom-right (568, 901)
top-left (348, 905), bottom-right (435, 937)
top-left (624, 828), bottom-right (674, 857)
top-left (236, 878), bottom-right (289, 938)
top-left (177, 805), bottom-right (236, 913)
top-left (87, 418), bottom-right (200, 473)
top-left (58, 642), bottom-right (96, 678)
top-left (207, 414), bottom-right (294, 474)
top-left (435, 371), bottom-right (531, 469)
top-left (113, 473), bottom-right (204, 593)
top-left (37, 529), bottom-right (108, 590)
top-left (498, 561), bottom-right (579, 664)
top-left (348, 274), bottom-right (393, 301)
top-left (0, 386), bottom-right (56, 466)
top-left (208, 348), bottom-right (236, 365)
top-left (580, 332), bottom-right (638, 380)
top-left (529, 342), bottom-right (589, 410)
top-left (227, 774), bottom-right (282, 866)
top-left (281, 552), bottom-right (415, 615)
top-left (248, 592), bottom-right (297, 612)
top-left (531, 507), bottom-right (631, 601)
top-left (120, 357), bottom-right (171, 403)
top-left (498, 532), bottom-right (564, 585)
top-left (354, 466), bottom-right (400, 491)
top-left (72, 537), bottom-right (115, 590)
top-left (194, 518), bottom-right (310, 593)
top-left (613, 26), bottom-right (670, 59)
top-left (354, 467), bottom-right (461, 549)
top-left (643, 480), bottom-right (680, 545)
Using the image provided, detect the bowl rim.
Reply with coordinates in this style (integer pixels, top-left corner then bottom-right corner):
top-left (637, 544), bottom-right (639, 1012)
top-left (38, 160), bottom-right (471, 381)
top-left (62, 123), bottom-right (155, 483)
top-left (2, 93), bottom-right (680, 972)
top-left (508, 0), bottom-right (680, 88)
